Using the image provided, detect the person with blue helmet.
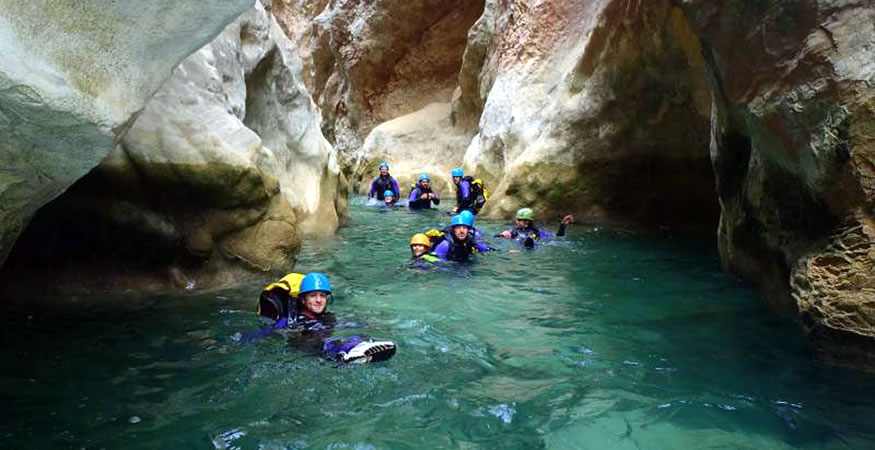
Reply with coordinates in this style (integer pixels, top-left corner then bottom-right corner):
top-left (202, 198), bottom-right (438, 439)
top-left (408, 173), bottom-right (440, 210)
top-left (368, 161), bottom-right (400, 201)
top-left (496, 207), bottom-right (575, 248)
top-left (440, 209), bottom-right (483, 240)
top-left (382, 189), bottom-right (397, 206)
top-left (244, 272), bottom-right (335, 342)
top-left (450, 167), bottom-right (487, 215)
top-left (432, 211), bottom-right (493, 261)
top-left (291, 273), bottom-right (397, 363)
top-left (297, 272), bottom-right (333, 322)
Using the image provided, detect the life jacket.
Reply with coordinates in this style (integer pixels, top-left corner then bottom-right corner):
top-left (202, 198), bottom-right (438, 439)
top-left (513, 225), bottom-right (541, 240)
top-left (456, 176), bottom-right (489, 213)
top-left (408, 184), bottom-right (435, 209)
top-left (424, 228), bottom-right (447, 248)
top-left (413, 254), bottom-right (439, 264)
top-left (258, 272), bottom-right (305, 321)
top-left (442, 233), bottom-right (475, 262)
top-left (374, 175), bottom-right (397, 200)
top-left (513, 226), bottom-right (541, 249)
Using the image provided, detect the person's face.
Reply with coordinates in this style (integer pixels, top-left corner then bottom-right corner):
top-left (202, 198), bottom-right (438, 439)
top-left (384, 196), bottom-right (394, 204)
top-left (516, 219), bottom-right (530, 228)
top-left (301, 291), bottom-right (329, 316)
top-left (411, 244), bottom-right (428, 257)
top-left (380, 167), bottom-right (388, 176)
top-left (420, 180), bottom-right (430, 189)
top-left (453, 176), bottom-right (461, 185)
top-left (453, 225), bottom-right (469, 240)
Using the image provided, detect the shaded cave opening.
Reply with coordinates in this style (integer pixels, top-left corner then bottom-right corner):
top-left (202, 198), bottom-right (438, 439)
top-left (0, 168), bottom-right (211, 296)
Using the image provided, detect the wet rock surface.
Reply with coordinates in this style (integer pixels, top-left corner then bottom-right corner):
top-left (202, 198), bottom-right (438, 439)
top-left (1, 3), bottom-right (346, 292)
top-left (304, 0), bottom-right (875, 370)
top-left (684, 0), bottom-right (875, 370)
top-left (0, 0), bottom-right (253, 267)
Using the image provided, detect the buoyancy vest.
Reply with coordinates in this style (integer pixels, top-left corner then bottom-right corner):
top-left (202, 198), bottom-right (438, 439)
top-left (409, 253), bottom-right (440, 271)
top-left (374, 175), bottom-right (398, 200)
top-left (424, 228), bottom-right (447, 248)
top-left (408, 185), bottom-right (436, 209)
top-left (414, 254), bottom-right (439, 264)
top-left (258, 273), bottom-right (305, 321)
top-left (512, 225), bottom-right (542, 239)
top-left (444, 234), bottom-right (475, 261)
top-left (456, 176), bottom-right (489, 213)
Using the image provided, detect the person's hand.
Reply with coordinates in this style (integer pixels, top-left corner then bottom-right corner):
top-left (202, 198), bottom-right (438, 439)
top-left (561, 215), bottom-right (575, 225)
top-left (421, 194), bottom-right (428, 199)
top-left (428, 193), bottom-right (435, 199)
top-left (499, 230), bottom-right (512, 239)
top-left (451, 207), bottom-right (458, 213)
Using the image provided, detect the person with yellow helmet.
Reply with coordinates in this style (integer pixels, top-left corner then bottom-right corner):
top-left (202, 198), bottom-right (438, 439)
top-left (409, 233), bottom-right (439, 269)
top-left (496, 208), bottom-right (574, 248)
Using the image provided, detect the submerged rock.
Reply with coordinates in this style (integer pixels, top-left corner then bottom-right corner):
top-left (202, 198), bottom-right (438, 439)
top-left (0, 0), bottom-right (253, 267)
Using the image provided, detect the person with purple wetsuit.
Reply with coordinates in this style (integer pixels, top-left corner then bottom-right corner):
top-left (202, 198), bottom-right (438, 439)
top-left (450, 167), bottom-right (474, 214)
top-left (432, 212), bottom-right (493, 262)
top-left (496, 208), bottom-right (574, 248)
top-left (408, 173), bottom-right (440, 210)
top-left (368, 162), bottom-right (400, 201)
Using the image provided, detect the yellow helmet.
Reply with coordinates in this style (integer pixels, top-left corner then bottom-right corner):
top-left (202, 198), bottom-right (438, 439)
top-left (410, 233), bottom-right (431, 247)
top-left (263, 272), bottom-right (306, 297)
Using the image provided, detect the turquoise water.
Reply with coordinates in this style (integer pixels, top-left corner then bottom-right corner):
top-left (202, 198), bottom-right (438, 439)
top-left (2, 197), bottom-right (874, 449)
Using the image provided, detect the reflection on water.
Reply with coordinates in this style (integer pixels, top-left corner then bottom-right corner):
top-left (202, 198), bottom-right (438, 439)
top-left (2, 197), bottom-right (874, 449)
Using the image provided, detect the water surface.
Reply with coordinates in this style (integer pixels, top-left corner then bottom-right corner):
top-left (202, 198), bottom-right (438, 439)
top-left (2, 197), bottom-right (874, 449)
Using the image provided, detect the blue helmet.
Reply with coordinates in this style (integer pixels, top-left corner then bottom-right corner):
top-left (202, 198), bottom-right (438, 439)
top-left (383, 190), bottom-right (395, 198)
top-left (418, 173), bottom-right (430, 182)
top-left (451, 167), bottom-right (464, 177)
top-left (299, 272), bottom-right (332, 294)
top-left (451, 212), bottom-right (474, 228)
top-left (379, 162), bottom-right (390, 170)
top-left (458, 210), bottom-right (474, 225)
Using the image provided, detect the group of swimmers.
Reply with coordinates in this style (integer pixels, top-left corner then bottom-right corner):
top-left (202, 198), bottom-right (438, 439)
top-left (252, 162), bottom-right (573, 363)
top-left (253, 272), bottom-right (396, 364)
top-left (368, 162), bottom-right (575, 264)
top-left (368, 162), bottom-right (481, 213)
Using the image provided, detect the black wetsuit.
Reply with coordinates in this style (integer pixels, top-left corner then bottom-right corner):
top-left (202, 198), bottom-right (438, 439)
top-left (408, 185), bottom-right (440, 209)
top-left (287, 312), bottom-right (337, 354)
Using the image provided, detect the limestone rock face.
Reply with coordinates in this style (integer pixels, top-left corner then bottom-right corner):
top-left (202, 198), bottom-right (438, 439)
top-left (273, 0), bottom-right (485, 168)
top-left (353, 102), bottom-right (472, 195)
top-left (461, 0), bottom-right (716, 228)
top-left (2, 3), bottom-right (346, 291)
top-left (679, 0), bottom-right (875, 369)
top-left (333, 0), bottom-right (717, 227)
top-left (0, 0), bottom-right (253, 267)
top-left (299, 0), bottom-right (875, 370)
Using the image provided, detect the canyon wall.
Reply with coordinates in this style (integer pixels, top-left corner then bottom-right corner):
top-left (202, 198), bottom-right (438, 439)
top-left (1, 2), bottom-right (347, 291)
top-left (0, 0), bottom-right (254, 267)
top-left (297, 0), bottom-right (874, 370)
